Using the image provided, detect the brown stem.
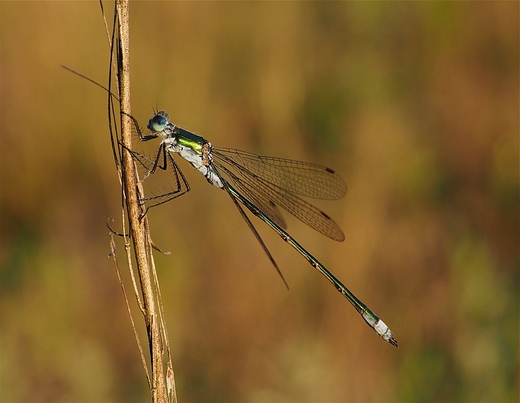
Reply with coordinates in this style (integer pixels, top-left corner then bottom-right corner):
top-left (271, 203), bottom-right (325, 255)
top-left (115, 1), bottom-right (168, 401)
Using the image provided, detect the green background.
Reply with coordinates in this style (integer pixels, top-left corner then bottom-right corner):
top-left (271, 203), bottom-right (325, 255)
top-left (1, 2), bottom-right (518, 402)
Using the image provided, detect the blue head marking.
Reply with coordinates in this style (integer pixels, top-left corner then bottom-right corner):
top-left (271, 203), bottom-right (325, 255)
top-left (147, 111), bottom-right (170, 133)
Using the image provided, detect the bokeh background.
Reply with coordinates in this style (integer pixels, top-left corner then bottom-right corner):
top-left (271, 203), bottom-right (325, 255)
top-left (1, 2), bottom-right (518, 402)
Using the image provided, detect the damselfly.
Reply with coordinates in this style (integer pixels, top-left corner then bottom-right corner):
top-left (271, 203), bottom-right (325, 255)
top-left (130, 110), bottom-right (398, 347)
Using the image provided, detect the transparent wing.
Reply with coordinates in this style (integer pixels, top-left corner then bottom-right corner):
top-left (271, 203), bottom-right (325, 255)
top-left (213, 153), bottom-right (345, 242)
top-left (212, 147), bottom-right (347, 200)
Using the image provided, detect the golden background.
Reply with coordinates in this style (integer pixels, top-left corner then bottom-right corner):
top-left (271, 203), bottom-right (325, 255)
top-left (1, 2), bottom-right (518, 402)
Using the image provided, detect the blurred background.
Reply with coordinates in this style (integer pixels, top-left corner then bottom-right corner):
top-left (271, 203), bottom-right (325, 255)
top-left (1, 2), bottom-right (518, 402)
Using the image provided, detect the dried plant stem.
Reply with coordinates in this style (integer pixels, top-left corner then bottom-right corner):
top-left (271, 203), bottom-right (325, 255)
top-left (115, 1), bottom-right (169, 401)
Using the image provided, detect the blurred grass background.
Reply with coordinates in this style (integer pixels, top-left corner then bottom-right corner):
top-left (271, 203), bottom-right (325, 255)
top-left (0, 2), bottom-right (518, 402)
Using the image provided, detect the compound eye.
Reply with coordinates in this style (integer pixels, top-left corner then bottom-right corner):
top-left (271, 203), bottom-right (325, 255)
top-left (147, 114), bottom-right (167, 132)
